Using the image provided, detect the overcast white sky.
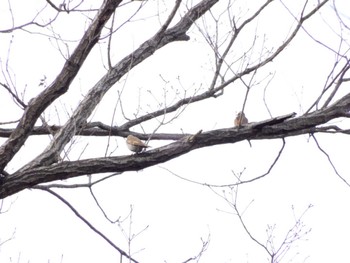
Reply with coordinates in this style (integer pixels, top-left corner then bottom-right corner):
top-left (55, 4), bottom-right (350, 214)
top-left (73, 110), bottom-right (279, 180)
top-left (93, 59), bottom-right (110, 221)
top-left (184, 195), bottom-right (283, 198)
top-left (1, 0), bottom-right (350, 262)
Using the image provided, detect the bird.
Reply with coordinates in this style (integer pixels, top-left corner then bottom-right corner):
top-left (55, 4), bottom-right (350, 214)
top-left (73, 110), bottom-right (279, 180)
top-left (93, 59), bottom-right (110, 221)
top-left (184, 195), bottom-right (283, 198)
top-left (234, 111), bottom-right (248, 127)
top-left (126, 135), bottom-right (150, 153)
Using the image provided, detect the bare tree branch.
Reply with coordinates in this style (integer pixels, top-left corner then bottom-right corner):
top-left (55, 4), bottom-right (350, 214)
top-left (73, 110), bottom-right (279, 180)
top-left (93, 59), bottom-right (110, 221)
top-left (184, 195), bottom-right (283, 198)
top-left (181, 234), bottom-right (210, 263)
top-left (2, 90), bottom-right (350, 198)
top-left (312, 134), bottom-right (350, 187)
top-left (33, 185), bottom-right (140, 263)
top-left (18, 0), bottom-right (219, 171)
top-left (0, 0), bottom-right (124, 172)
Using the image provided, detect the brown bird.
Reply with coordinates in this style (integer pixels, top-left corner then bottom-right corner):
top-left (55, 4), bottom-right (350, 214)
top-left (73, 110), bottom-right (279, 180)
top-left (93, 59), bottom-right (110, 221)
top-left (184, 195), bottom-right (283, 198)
top-left (126, 135), bottom-right (150, 153)
top-left (234, 111), bottom-right (248, 127)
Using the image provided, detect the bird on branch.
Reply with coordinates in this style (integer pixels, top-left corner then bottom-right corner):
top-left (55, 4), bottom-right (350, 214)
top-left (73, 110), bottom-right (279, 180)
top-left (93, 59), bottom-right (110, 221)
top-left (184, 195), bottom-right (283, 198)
top-left (126, 135), bottom-right (150, 153)
top-left (234, 111), bottom-right (248, 127)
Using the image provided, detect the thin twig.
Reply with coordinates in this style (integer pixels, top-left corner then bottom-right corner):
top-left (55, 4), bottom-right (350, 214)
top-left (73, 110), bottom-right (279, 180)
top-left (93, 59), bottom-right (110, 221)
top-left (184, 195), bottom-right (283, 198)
top-left (311, 134), bottom-right (350, 187)
top-left (33, 186), bottom-right (139, 263)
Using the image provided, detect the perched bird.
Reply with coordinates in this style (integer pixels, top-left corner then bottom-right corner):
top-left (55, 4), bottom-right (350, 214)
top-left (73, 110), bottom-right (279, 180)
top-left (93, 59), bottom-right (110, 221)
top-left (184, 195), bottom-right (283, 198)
top-left (234, 111), bottom-right (248, 127)
top-left (126, 135), bottom-right (150, 153)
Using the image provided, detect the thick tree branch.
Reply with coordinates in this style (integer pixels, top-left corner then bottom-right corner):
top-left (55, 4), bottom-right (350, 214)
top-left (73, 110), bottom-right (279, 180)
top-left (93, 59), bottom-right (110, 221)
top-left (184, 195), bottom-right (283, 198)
top-left (0, 95), bottom-right (348, 141)
top-left (0, 0), bottom-right (123, 172)
top-left (19, 0), bottom-right (219, 171)
top-left (1, 93), bottom-right (350, 198)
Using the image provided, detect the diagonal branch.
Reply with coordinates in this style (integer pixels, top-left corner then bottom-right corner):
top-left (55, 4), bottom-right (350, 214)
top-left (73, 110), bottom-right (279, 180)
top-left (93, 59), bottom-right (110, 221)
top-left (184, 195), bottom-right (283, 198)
top-left (0, 0), bottom-right (123, 172)
top-left (119, 0), bottom-right (330, 130)
top-left (33, 186), bottom-right (139, 263)
top-left (19, 0), bottom-right (220, 171)
top-left (312, 134), bottom-right (350, 187)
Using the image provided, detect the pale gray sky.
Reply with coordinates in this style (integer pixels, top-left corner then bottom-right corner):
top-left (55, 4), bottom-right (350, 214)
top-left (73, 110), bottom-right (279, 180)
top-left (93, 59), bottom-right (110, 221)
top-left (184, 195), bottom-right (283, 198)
top-left (1, 0), bottom-right (350, 262)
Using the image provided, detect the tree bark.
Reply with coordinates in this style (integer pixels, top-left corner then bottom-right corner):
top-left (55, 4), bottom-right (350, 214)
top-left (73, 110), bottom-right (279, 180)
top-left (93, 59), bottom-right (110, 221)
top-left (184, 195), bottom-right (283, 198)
top-left (1, 92), bottom-right (349, 198)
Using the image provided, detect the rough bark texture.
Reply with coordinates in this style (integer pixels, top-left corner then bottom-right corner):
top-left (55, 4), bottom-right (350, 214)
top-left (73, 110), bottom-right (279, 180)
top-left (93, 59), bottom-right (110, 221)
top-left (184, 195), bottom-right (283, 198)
top-left (0, 0), bottom-right (221, 198)
top-left (2, 0), bottom-right (347, 200)
top-left (1, 92), bottom-right (350, 198)
top-left (0, 0), bottom-right (123, 171)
